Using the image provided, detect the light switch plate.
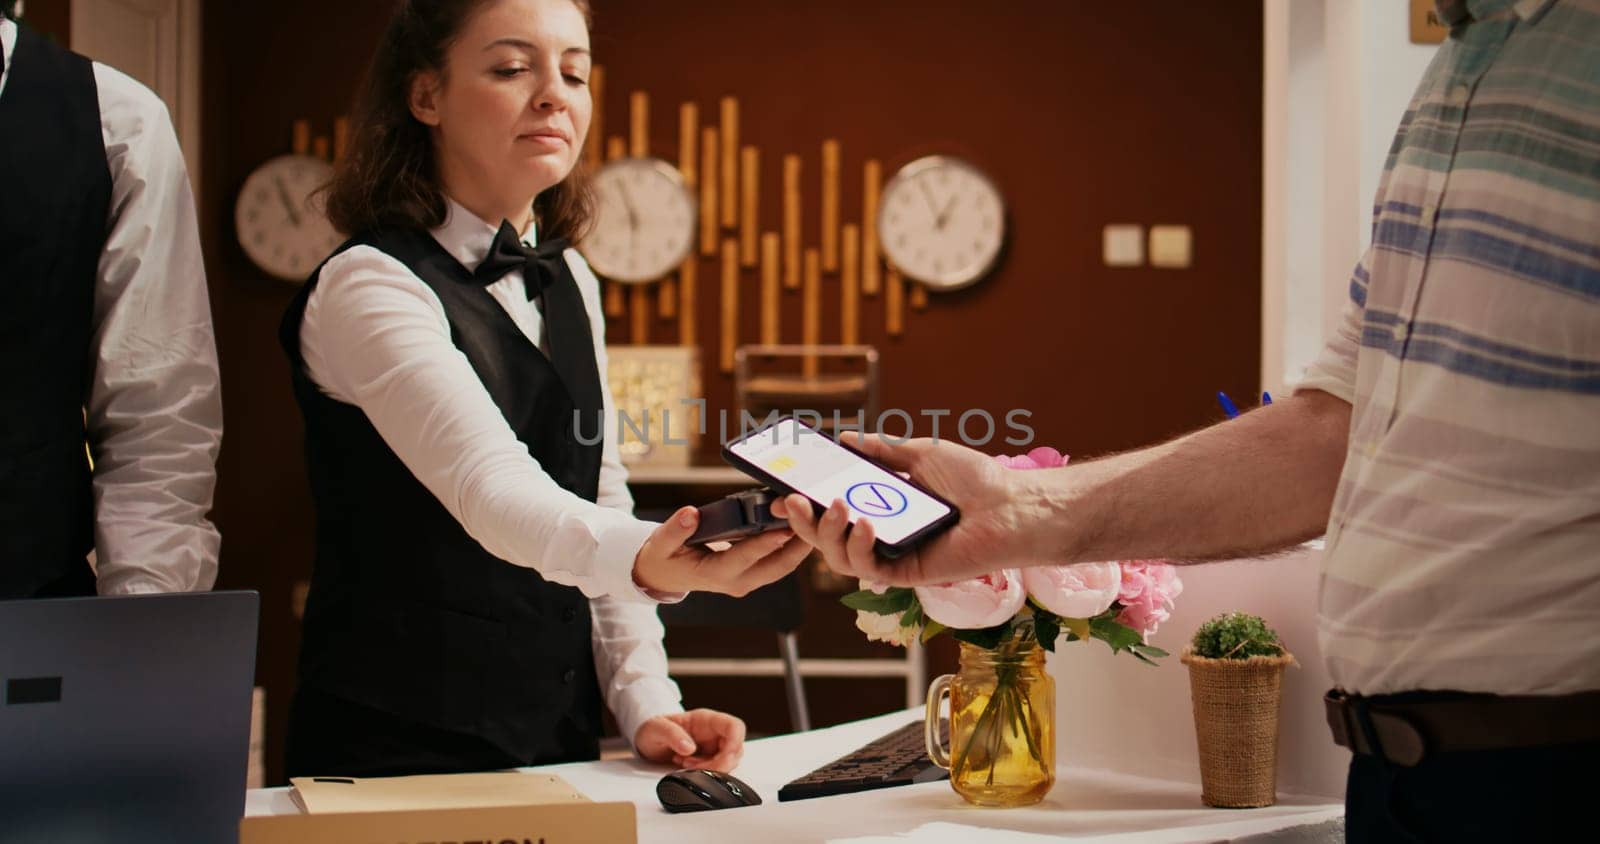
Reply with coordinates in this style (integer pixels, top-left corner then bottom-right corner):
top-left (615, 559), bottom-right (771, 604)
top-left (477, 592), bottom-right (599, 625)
top-left (1103, 224), bottom-right (1145, 267)
top-left (1149, 225), bottom-right (1193, 268)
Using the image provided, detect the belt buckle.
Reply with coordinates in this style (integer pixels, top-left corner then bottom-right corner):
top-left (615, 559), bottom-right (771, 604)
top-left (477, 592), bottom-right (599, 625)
top-left (1370, 710), bottom-right (1427, 767)
top-left (1327, 690), bottom-right (1428, 767)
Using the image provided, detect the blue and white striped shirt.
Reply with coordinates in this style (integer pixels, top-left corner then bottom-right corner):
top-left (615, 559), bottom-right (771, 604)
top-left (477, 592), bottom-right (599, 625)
top-left (1299, 0), bottom-right (1600, 696)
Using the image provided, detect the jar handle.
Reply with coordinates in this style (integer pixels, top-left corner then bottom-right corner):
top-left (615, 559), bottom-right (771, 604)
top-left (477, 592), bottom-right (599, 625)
top-left (925, 673), bottom-right (953, 769)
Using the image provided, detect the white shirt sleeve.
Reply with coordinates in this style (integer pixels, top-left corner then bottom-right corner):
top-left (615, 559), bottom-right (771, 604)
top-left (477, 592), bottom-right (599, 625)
top-left (563, 253), bottom-right (685, 744)
top-left (299, 244), bottom-right (661, 602)
top-left (85, 62), bottom-right (223, 595)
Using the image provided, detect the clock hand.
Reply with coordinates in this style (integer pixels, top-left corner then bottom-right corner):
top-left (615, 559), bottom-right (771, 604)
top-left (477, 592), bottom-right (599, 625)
top-left (935, 192), bottom-right (958, 231)
top-left (915, 176), bottom-right (941, 223)
top-left (617, 181), bottom-right (641, 234)
top-left (273, 176), bottom-right (303, 227)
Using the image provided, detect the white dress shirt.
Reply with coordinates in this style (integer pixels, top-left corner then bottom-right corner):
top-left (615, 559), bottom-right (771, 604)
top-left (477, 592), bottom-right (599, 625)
top-left (0, 18), bottom-right (224, 595)
top-left (299, 198), bottom-right (683, 744)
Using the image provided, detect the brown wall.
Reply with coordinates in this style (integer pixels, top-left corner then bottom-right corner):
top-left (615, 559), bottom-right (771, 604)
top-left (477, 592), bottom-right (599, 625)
top-left (200, 0), bottom-right (1261, 784)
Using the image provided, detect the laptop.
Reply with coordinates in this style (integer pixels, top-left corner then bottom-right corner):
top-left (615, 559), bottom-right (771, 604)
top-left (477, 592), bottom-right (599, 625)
top-left (0, 591), bottom-right (259, 844)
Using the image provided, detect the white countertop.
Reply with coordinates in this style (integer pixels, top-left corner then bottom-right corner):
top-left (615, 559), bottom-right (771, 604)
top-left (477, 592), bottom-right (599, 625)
top-left (247, 708), bottom-right (1342, 843)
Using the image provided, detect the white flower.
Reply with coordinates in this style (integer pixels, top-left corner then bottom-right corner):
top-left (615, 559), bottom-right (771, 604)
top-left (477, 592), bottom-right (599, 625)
top-left (855, 609), bottom-right (916, 648)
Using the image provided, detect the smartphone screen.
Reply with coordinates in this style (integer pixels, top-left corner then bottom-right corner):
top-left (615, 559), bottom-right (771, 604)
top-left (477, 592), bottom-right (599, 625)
top-left (724, 418), bottom-right (955, 547)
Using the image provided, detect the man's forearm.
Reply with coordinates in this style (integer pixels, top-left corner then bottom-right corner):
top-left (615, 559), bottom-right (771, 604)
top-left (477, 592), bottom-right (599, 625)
top-left (1019, 390), bottom-right (1351, 564)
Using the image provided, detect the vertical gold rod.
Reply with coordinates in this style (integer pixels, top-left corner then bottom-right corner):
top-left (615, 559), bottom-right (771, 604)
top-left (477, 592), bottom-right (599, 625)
top-left (700, 127), bottom-right (719, 256)
top-left (719, 97), bottom-right (739, 228)
top-left (679, 255), bottom-right (697, 347)
top-left (679, 102), bottom-right (699, 186)
top-left (841, 224), bottom-right (860, 345)
top-left (312, 136), bottom-right (329, 160)
top-left (783, 155), bottom-right (801, 289)
top-left (760, 232), bottom-right (781, 345)
top-left (674, 102), bottom-right (699, 332)
top-left (603, 137), bottom-right (627, 319)
top-left (910, 282), bottom-right (929, 310)
top-left (739, 146), bottom-right (760, 266)
top-left (720, 239), bottom-right (739, 373)
top-left (821, 139), bottom-right (840, 272)
top-left (292, 120), bottom-right (310, 155)
top-left (333, 117), bottom-right (349, 163)
top-left (862, 159), bottom-right (882, 295)
top-left (584, 66), bottom-right (605, 169)
top-left (628, 91), bottom-right (649, 158)
top-left (630, 285), bottom-right (650, 344)
top-left (886, 265), bottom-right (904, 337)
top-left (803, 248), bottom-right (820, 377)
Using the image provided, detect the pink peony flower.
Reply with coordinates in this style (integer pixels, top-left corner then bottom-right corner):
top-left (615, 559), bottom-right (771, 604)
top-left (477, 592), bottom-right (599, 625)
top-left (915, 570), bottom-right (1027, 629)
top-left (1116, 560), bottom-right (1184, 639)
top-left (1022, 561), bottom-right (1121, 618)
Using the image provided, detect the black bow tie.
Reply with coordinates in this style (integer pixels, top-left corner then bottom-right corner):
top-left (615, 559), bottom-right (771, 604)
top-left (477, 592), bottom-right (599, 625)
top-left (473, 220), bottom-right (571, 300)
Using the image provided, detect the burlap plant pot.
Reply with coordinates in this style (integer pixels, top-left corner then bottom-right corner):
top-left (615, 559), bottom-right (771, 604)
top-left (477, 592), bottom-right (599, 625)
top-left (1180, 646), bottom-right (1297, 808)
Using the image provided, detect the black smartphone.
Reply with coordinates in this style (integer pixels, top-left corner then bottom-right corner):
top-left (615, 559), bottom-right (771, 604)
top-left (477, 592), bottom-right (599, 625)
top-left (721, 416), bottom-right (959, 558)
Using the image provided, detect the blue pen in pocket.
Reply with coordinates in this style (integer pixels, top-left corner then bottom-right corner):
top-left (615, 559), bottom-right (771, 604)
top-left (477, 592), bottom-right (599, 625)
top-left (1216, 391), bottom-right (1240, 419)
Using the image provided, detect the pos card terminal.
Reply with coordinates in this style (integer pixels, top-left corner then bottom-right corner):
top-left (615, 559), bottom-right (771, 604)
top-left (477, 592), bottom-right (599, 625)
top-left (687, 488), bottom-right (789, 546)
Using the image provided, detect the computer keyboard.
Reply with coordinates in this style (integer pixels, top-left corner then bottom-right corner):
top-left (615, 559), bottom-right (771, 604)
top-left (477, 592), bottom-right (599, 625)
top-left (777, 719), bottom-right (949, 801)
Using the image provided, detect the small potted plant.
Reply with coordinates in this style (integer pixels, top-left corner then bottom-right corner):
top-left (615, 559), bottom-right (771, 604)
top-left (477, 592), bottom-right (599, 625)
top-left (1181, 612), bottom-right (1296, 808)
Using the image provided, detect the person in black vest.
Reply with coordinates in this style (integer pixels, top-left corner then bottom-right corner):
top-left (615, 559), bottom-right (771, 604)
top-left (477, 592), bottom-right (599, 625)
top-left (281, 0), bottom-right (813, 777)
top-left (0, 3), bottom-right (222, 600)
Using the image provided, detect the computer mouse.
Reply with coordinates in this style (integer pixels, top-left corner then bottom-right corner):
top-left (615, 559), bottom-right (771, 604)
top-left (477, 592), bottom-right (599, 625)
top-left (656, 768), bottom-right (763, 812)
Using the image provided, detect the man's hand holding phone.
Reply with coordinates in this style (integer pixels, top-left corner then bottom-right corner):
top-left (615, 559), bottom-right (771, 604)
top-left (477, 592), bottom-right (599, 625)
top-left (722, 418), bottom-right (961, 559)
top-left (772, 433), bottom-right (1056, 587)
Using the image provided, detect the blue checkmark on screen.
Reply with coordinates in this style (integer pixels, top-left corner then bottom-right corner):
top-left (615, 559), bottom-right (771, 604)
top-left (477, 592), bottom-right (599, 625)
top-left (845, 482), bottom-right (909, 517)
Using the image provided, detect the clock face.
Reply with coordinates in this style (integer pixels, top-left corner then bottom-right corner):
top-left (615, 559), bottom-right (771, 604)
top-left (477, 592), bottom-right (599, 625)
top-left (234, 154), bottom-right (342, 283)
top-left (579, 157), bottom-right (696, 283)
top-left (877, 155), bottom-right (1006, 290)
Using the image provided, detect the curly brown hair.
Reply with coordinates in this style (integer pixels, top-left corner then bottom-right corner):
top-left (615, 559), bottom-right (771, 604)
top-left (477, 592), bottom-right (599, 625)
top-left (324, 0), bottom-right (596, 241)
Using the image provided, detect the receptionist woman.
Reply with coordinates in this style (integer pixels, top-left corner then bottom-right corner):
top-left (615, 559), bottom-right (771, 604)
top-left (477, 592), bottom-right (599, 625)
top-left (279, 0), bottom-right (809, 777)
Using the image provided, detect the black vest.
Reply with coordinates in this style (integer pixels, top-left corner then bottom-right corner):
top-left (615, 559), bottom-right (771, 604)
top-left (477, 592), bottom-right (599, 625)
top-left (0, 23), bottom-right (112, 599)
top-left (280, 226), bottom-right (608, 764)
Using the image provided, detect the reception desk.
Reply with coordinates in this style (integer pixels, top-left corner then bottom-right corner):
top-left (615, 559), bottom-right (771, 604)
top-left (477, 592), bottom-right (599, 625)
top-left (246, 708), bottom-right (1342, 843)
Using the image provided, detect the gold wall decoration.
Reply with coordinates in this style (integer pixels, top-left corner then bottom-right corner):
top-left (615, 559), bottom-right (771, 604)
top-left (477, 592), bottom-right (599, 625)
top-left (862, 159), bottom-right (882, 295)
top-left (720, 238), bottom-right (739, 373)
top-left (886, 265), bottom-right (904, 337)
top-left (584, 66), bottom-right (604, 169)
top-left (720, 97), bottom-right (739, 229)
top-left (761, 232), bottom-right (781, 345)
top-left (821, 140), bottom-right (841, 273)
top-left (803, 247), bottom-right (821, 377)
top-left (678, 256), bottom-right (697, 348)
top-left (841, 224), bottom-right (860, 345)
top-left (628, 91), bottom-right (649, 158)
top-left (783, 154), bottom-right (802, 289)
top-left (673, 101), bottom-right (698, 326)
top-left (578, 72), bottom-right (969, 371)
top-left (740, 146), bottom-right (760, 267)
top-left (700, 126), bottom-right (719, 256)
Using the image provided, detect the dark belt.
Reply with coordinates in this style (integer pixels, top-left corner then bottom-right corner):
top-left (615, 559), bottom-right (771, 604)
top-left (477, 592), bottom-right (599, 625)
top-left (1325, 688), bottom-right (1600, 767)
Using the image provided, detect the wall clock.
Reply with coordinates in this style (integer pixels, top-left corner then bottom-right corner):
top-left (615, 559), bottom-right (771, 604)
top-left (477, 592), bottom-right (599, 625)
top-left (234, 154), bottom-right (341, 283)
top-left (876, 155), bottom-right (1006, 291)
top-left (580, 157), bottom-right (696, 283)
